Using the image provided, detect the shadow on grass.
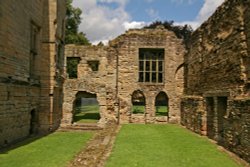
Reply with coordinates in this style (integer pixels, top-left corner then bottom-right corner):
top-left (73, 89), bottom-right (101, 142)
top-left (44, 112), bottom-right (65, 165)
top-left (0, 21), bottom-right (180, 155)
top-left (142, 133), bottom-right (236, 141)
top-left (0, 134), bottom-right (47, 154)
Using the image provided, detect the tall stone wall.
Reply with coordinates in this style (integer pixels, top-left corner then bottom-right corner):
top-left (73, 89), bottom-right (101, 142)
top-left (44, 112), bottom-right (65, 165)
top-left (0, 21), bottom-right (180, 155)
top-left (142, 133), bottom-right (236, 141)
top-left (181, 0), bottom-right (250, 162)
top-left (62, 27), bottom-right (185, 126)
top-left (110, 27), bottom-right (185, 123)
top-left (0, 0), bottom-right (66, 147)
top-left (62, 45), bottom-right (117, 126)
top-left (39, 0), bottom-right (66, 132)
top-left (244, 0), bottom-right (250, 82)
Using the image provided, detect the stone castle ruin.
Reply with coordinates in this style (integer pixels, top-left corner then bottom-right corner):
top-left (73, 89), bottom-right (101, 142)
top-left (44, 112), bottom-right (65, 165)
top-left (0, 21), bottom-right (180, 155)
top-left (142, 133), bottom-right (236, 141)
top-left (62, 26), bottom-right (185, 126)
top-left (0, 0), bottom-right (66, 147)
top-left (180, 0), bottom-right (250, 161)
top-left (0, 0), bottom-right (249, 163)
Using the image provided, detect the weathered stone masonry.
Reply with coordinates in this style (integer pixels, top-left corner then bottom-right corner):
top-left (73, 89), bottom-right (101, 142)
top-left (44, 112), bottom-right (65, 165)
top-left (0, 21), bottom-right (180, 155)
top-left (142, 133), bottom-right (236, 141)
top-left (62, 27), bottom-right (186, 126)
top-left (0, 0), bottom-right (66, 147)
top-left (181, 0), bottom-right (250, 162)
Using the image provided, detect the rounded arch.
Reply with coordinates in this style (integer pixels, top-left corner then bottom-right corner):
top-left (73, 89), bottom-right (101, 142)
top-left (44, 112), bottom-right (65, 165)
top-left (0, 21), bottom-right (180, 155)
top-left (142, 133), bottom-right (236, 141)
top-left (131, 90), bottom-right (146, 114)
top-left (155, 91), bottom-right (169, 116)
top-left (72, 91), bottom-right (100, 124)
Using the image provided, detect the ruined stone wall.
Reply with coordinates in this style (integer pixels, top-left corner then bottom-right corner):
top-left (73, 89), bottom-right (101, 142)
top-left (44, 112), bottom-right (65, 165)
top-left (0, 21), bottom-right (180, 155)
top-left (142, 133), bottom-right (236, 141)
top-left (185, 0), bottom-right (248, 97)
top-left (244, 0), bottom-right (250, 82)
top-left (0, 0), bottom-right (44, 147)
top-left (181, 0), bottom-right (250, 162)
top-left (110, 28), bottom-right (185, 123)
top-left (62, 45), bottom-right (117, 126)
top-left (0, 0), bottom-right (66, 147)
top-left (40, 0), bottom-right (66, 132)
top-left (62, 28), bottom-right (185, 125)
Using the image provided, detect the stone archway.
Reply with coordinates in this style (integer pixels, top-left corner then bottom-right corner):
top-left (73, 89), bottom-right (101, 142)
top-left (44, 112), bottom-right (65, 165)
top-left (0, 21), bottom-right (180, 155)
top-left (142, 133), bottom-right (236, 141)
top-left (155, 91), bottom-right (169, 117)
top-left (72, 91), bottom-right (100, 124)
top-left (131, 90), bottom-right (146, 114)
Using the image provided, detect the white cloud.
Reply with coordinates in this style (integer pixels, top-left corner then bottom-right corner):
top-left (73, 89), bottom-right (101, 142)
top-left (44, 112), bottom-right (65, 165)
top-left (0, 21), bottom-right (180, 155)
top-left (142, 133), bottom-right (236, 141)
top-left (175, 0), bottom-right (225, 30)
top-left (73, 0), bottom-right (132, 44)
top-left (123, 21), bottom-right (147, 30)
top-left (196, 0), bottom-right (225, 22)
top-left (73, 0), bottom-right (225, 44)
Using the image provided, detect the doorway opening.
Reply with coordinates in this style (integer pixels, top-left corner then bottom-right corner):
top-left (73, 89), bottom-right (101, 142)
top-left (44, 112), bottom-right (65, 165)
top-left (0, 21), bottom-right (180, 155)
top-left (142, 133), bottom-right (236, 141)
top-left (217, 96), bottom-right (228, 144)
top-left (30, 109), bottom-right (37, 135)
top-left (72, 91), bottom-right (100, 123)
top-left (206, 97), bottom-right (215, 139)
top-left (155, 91), bottom-right (169, 116)
top-left (131, 90), bottom-right (146, 114)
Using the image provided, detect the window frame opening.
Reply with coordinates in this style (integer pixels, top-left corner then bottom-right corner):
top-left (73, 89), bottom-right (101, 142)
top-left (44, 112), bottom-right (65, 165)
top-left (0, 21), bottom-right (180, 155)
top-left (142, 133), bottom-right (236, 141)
top-left (131, 90), bottom-right (146, 114)
top-left (155, 91), bottom-right (169, 117)
top-left (66, 57), bottom-right (81, 79)
top-left (138, 48), bottom-right (165, 84)
top-left (87, 60), bottom-right (100, 72)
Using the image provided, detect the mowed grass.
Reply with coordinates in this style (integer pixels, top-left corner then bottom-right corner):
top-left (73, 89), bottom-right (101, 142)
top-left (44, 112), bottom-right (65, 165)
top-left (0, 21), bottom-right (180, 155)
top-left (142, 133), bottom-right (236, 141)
top-left (0, 132), bottom-right (92, 167)
top-left (73, 105), bottom-right (100, 123)
top-left (132, 106), bottom-right (168, 116)
top-left (155, 106), bottom-right (168, 116)
top-left (132, 105), bottom-right (145, 114)
top-left (106, 124), bottom-right (242, 167)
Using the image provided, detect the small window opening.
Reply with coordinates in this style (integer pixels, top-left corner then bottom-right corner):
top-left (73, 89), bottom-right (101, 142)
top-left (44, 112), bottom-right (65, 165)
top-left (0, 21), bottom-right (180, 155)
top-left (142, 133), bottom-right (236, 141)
top-left (87, 60), bottom-right (99, 71)
top-left (67, 57), bottom-right (80, 78)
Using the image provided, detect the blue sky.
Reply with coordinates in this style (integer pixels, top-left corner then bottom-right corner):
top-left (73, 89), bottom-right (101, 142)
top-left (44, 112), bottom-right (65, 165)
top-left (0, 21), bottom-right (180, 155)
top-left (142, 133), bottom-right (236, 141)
top-left (73, 0), bottom-right (224, 44)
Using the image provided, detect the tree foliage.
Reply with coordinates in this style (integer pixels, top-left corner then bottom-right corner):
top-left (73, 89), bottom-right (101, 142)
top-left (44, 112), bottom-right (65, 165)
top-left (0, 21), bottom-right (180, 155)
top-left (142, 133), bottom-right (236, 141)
top-left (67, 57), bottom-right (80, 78)
top-left (144, 20), bottom-right (193, 48)
top-left (65, 0), bottom-right (90, 45)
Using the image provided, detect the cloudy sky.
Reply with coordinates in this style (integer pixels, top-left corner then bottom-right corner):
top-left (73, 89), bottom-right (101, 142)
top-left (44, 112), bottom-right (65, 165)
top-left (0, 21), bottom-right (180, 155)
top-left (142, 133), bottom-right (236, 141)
top-left (72, 0), bottom-right (225, 44)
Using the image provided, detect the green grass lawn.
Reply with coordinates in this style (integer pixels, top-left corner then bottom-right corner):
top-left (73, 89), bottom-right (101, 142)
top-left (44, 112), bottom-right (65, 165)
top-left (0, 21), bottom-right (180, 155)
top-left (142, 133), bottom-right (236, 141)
top-left (155, 106), bottom-right (168, 116)
top-left (132, 106), bottom-right (168, 116)
top-left (73, 105), bottom-right (100, 123)
top-left (132, 105), bottom-right (145, 114)
top-left (106, 124), bottom-right (242, 167)
top-left (0, 132), bottom-right (92, 167)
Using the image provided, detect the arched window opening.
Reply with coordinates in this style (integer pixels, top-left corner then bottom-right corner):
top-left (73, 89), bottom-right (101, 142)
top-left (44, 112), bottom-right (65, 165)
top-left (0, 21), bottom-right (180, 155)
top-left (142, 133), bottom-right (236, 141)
top-left (72, 91), bottom-right (100, 123)
top-left (155, 92), bottom-right (169, 116)
top-left (131, 90), bottom-right (146, 114)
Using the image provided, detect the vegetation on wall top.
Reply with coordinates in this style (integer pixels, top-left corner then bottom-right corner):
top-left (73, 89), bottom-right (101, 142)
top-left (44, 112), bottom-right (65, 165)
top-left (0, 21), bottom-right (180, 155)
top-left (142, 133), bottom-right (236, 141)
top-left (144, 20), bottom-right (193, 48)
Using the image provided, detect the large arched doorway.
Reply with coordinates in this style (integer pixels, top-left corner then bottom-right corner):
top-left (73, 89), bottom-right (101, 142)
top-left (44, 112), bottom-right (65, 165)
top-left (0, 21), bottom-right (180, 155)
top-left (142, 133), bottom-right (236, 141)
top-left (72, 91), bottom-right (100, 123)
top-left (155, 91), bottom-right (169, 116)
top-left (131, 90), bottom-right (146, 114)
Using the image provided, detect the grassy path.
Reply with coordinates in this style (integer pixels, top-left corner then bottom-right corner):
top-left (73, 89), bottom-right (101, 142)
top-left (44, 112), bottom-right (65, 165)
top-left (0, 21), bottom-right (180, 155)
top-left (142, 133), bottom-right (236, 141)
top-left (106, 124), bottom-right (243, 167)
top-left (0, 132), bottom-right (92, 167)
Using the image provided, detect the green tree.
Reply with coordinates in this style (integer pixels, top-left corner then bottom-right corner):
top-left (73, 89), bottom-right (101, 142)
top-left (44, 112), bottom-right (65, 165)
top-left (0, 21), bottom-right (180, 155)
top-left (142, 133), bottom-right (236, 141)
top-left (144, 20), bottom-right (193, 48)
top-left (65, 0), bottom-right (90, 45)
top-left (67, 57), bottom-right (80, 78)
